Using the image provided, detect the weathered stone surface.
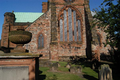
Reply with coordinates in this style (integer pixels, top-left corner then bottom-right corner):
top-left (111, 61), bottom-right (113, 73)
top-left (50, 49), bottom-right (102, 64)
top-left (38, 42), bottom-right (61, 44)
top-left (50, 62), bottom-right (59, 72)
top-left (69, 66), bottom-right (83, 77)
top-left (0, 50), bottom-right (4, 54)
top-left (0, 66), bottom-right (29, 80)
top-left (0, 57), bottom-right (39, 80)
top-left (65, 63), bottom-right (71, 69)
top-left (39, 60), bottom-right (52, 67)
top-left (99, 64), bottom-right (112, 80)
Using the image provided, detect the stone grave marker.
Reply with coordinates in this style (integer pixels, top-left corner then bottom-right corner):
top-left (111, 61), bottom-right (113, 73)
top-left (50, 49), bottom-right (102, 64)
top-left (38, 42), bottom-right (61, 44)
top-left (65, 63), bottom-right (71, 69)
top-left (69, 66), bottom-right (76, 73)
top-left (69, 66), bottom-right (83, 77)
top-left (99, 64), bottom-right (112, 80)
top-left (50, 62), bottom-right (58, 72)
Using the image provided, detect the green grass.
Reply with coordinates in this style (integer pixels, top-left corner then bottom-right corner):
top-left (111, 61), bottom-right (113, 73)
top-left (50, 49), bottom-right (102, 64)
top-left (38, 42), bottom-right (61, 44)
top-left (39, 61), bottom-right (98, 80)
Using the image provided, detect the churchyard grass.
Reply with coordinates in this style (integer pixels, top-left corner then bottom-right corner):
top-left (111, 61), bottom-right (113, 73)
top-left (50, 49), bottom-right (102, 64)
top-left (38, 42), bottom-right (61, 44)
top-left (39, 61), bottom-right (98, 80)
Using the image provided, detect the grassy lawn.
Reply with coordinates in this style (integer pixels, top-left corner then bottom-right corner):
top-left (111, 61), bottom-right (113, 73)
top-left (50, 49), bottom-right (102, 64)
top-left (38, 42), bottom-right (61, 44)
top-left (39, 61), bottom-right (98, 80)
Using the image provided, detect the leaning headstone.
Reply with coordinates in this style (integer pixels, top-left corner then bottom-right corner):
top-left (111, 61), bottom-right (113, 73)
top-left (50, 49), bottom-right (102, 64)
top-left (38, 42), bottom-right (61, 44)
top-left (50, 62), bottom-right (58, 72)
top-left (99, 64), bottom-right (112, 80)
top-left (65, 63), bottom-right (71, 69)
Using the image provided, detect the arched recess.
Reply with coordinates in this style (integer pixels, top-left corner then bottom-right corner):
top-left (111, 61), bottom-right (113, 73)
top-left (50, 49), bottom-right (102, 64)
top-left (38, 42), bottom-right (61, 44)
top-left (38, 33), bottom-right (44, 49)
top-left (58, 5), bottom-right (83, 42)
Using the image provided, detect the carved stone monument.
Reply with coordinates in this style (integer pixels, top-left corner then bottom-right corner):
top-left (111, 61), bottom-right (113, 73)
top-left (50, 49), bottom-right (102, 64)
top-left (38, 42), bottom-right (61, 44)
top-left (0, 29), bottom-right (40, 80)
top-left (99, 64), bottom-right (112, 80)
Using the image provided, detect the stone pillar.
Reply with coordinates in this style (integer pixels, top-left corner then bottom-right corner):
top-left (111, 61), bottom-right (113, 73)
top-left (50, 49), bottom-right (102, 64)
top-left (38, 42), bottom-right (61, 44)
top-left (84, 0), bottom-right (99, 59)
top-left (1, 12), bottom-right (15, 48)
top-left (42, 2), bottom-right (48, 13)
top-left (50, 0), bottom-right (58, 44)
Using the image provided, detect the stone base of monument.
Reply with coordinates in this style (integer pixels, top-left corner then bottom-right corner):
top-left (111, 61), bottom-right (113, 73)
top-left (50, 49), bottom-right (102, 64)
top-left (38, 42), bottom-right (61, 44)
top-left (0, 53), bottom-right (40, 80)
top-left (11, 44), bottom-right (26, 53)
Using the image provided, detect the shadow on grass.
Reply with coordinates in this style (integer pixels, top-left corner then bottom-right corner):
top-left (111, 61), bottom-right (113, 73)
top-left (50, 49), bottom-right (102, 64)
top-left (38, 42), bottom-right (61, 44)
top-left (83, 75), bottom-right (98, 80)
top-left (38, 70), bottom-right (46, 80)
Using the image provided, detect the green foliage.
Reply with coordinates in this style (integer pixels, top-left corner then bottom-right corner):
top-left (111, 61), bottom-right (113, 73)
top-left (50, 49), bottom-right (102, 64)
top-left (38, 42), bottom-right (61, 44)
top-left (46, 74), bottom-right (57, 80)
top-left (93, 0), bottom-right (120, 46)
top-left (93, 0), bottom-right (120, 62)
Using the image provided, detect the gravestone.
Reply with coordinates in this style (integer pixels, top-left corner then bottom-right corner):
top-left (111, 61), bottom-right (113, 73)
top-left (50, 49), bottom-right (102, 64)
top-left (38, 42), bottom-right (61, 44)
top-left (39, 60), bottom-right (52, 67)
top-left (76, 66), bottom-right (82, 74)
top-left (99, 64), bottom-right (112, 80)
top-left (69, 66), bottom-right (83, 77)
top-left (69, 66), bottom-right (82, 74)
top-left (50, 62), bottom-right (59, 72)
top-left (65, 63), bottom-right (71, 69)
top-left (69, 66), bottom-right (76, 73)
top-left (57, 62), bottom-right (61, 67)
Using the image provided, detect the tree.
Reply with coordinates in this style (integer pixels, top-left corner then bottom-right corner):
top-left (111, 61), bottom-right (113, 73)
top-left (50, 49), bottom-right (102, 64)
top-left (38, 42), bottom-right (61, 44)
top-left (93, 0), bottom-right (120, 63)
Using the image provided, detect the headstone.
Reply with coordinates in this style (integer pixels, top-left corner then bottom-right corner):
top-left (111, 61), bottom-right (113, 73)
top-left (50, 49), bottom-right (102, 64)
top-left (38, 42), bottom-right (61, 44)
top-left (76, 66), bottom-right (83, 77)
top-left (50, 62), bottom-right (58, 72)
top-left (69, 66), bottom-right (83, 77)
top-left (76, 66), bottom-right (82, 73)
top-left (65, 63), bottom-right (71, 69)
top-left (99, 64), bottom-right (112, 80)
top-left (39, 60), bottom-right (52, 67)
top-left (57, 62), bottom-right (61, 67)
top-left (69, 67), bottom-right (76, 73)
top-left (69, 66), bottom-right (82, 73)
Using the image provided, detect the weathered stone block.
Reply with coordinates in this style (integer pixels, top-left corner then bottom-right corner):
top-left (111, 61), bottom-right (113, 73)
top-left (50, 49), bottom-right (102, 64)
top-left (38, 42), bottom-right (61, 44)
top-left (99, 64), bottom-right (112, 80)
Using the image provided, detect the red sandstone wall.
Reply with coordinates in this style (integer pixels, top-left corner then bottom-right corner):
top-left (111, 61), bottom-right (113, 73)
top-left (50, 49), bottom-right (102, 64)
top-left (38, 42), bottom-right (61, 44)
top-left (25, 11), bottom-right (51, 59)
top-left (42, 2), bottom-right (48, 13)
top-left (25, 0), bottom-right (87, 60)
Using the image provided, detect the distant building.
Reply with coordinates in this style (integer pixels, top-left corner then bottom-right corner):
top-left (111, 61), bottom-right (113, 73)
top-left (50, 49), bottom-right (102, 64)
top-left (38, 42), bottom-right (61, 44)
top-left (1, 0), bottom-right (111, 61)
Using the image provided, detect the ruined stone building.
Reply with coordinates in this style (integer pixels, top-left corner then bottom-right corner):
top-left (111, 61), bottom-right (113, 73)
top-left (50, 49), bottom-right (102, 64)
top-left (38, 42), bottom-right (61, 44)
top-left (1, 0), bottom-right (111, 61)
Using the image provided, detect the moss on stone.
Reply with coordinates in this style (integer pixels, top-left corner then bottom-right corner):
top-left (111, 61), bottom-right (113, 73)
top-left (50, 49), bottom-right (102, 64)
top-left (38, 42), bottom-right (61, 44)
top-left (0, 52), bottom-right (40, 57)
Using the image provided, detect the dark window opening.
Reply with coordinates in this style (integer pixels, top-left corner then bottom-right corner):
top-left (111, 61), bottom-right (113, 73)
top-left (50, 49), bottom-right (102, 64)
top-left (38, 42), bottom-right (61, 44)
top-left (38, 34), bottom-right (44, 49)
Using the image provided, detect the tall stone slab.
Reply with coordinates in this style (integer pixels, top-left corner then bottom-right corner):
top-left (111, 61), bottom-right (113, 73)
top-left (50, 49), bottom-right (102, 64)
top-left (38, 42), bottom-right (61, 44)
top-left (99, 64), bottom-right (112, 80)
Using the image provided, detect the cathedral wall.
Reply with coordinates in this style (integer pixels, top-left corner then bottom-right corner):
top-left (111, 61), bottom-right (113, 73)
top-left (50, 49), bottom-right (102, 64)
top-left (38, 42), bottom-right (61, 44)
top-left (25, 10), bottom-right (51, 59)
top-left (49, 0), bottom-right (87, 60)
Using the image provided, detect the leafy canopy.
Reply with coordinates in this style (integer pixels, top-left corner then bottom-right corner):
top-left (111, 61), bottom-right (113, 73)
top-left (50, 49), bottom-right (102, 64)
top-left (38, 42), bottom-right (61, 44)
top-left (93, 0), bottom-right (120, 50)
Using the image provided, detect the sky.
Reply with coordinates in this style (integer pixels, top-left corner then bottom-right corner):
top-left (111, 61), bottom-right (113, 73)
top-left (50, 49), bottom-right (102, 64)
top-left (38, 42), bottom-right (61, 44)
top-left (0, 0), bottom-right (105, 39)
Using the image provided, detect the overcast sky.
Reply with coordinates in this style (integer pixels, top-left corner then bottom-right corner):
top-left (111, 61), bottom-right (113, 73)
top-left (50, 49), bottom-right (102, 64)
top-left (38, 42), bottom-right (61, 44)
top-left (0, 0), bottom-right (104, 39)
